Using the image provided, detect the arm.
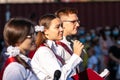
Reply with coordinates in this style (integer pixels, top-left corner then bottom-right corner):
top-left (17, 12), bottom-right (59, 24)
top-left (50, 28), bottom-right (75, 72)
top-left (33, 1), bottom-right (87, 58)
top-left (109, 53), bottom-right (120, 64)
top-left (31, 46), bottom-right (83, 80)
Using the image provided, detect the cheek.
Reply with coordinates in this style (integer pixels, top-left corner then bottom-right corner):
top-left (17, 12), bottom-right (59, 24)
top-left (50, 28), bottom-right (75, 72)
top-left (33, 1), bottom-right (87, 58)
top-left (65, 26), bottom-right (73, 32)
top-left (24, 39), bottom-right (33, 49)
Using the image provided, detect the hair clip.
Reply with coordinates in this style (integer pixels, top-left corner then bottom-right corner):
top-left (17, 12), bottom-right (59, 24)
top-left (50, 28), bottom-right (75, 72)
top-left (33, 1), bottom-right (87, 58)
top-left (35, 25), bottom-right (44, 32)
top-left (5, 46), bottom-right (20, 57)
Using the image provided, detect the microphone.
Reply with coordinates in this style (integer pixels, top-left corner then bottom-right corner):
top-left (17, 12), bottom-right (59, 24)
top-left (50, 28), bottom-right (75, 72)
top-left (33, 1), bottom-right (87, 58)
top-left (53, 70), bottom-right (61, 80)
top-left (66, 36), bottom-right (87, 54)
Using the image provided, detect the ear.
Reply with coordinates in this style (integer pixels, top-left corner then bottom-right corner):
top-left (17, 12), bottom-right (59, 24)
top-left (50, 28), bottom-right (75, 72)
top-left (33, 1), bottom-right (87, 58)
top-left (44, 29), bottom-right (49, 37)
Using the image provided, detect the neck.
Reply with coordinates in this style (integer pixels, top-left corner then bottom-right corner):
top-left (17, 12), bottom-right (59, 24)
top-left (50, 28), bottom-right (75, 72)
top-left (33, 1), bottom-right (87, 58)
top-left (18, 47), bottom-right (26, 55)
top-left (63, 31), bottom-right (70, 37)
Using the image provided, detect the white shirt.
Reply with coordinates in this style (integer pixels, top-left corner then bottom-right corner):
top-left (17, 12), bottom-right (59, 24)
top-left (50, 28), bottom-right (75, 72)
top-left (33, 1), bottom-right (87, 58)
top-left (31, 40), bottom-right (82, 80)
top-left (58, 36), bottom-right (83, 65)
top-left (57, 36), bottom-right (83, 74)
top-left (3, 54), bottom-right (38, 80)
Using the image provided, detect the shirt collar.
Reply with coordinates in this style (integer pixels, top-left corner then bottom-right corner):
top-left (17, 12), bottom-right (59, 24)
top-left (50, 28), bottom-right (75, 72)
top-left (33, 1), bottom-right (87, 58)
top-left (61, 36), bottom-right (71, 45)
top-left (46, 40), bottom-right (57, 48)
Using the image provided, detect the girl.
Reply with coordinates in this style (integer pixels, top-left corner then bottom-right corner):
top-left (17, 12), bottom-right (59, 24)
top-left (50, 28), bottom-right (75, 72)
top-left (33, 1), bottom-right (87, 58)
top-left (31, 14), bottom-right (84, 80)
top-left (2, 18), bottom-right (38, 80)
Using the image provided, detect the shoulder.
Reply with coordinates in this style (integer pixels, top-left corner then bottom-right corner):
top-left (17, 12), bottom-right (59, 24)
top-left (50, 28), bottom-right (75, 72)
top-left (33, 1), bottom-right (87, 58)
top-left (3, 62), bottom-right (26, 79)
top-left (36, 46), bottom-right (52, 53)
top-left (5, 62), bottom-right (26, 72)
top-left (33, 46), bottom-right (55, 58)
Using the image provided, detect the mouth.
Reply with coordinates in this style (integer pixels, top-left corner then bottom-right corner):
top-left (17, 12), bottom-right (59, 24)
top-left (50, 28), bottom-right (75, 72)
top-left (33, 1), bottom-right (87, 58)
top-left (59, 33), bottom-right (63, 37)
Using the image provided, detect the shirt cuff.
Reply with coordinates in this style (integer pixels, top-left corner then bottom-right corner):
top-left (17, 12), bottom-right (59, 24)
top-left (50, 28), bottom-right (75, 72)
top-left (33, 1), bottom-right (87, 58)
top-left (67, 54), bottom-right (83, 70)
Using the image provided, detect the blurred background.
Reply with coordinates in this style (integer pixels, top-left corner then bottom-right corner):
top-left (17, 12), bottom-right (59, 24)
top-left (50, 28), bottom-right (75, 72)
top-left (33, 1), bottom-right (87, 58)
top-left (0, 0), bottom-right (120, 80)
top-left (0, 0), bottom-right (120, 39)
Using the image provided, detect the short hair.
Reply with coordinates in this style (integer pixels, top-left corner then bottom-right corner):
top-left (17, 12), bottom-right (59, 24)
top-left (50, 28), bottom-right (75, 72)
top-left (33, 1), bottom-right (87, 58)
top-left (55, 7), bottom-right (78, 18)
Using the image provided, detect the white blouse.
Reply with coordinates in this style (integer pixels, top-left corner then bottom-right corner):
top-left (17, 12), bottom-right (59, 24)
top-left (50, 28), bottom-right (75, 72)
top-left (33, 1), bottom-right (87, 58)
top-left (57, 36), bottom-right (83, 76)
top-left (31, 40), bottom-right (82, 80)
top-left (3, 54), bottom-right (38, 80)
top-left (57, 36), bottom-right (83, 64)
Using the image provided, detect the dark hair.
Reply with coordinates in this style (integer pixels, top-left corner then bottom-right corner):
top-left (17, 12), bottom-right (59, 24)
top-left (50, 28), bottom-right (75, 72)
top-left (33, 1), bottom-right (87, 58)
top-left (4, 18), bottom-right (34, 46)
top-left (3, 18), bottom-right (34, 69)
top-left (36, 14), bottom-right (57, 48)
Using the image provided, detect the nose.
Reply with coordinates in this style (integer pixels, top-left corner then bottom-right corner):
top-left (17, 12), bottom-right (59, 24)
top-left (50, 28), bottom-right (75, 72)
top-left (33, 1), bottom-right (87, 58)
top-left (60, 26), bottom-right (63, 31)
top-left (76, 21), bottom-right (80, 27)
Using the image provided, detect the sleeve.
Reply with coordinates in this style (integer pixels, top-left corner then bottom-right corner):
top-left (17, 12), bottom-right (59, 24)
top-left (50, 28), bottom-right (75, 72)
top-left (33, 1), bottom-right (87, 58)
top-left (31, 47), bottom-right (81, 80)
top-left (31, 47), bottom-right (61, 79)
top-left (3, 63), bottom-right (26, 80)
top-left (57, 45), bottom-right (83, 70)
top-left (66, 54), bottom-right (83, 70)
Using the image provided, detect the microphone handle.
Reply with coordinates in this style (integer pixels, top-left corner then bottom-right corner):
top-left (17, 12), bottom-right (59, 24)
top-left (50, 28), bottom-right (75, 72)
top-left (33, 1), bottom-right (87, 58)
top-left (71, 40), bottom-right (87, 54)
top-left (53, 77), bottom-right (59, 80)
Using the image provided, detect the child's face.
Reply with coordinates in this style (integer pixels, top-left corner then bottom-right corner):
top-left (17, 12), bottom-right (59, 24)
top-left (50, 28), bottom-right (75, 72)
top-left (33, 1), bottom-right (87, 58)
top-left (45, 18), bottom-right (63, 41)
top-left (18, 27), bottom-right (36, 54)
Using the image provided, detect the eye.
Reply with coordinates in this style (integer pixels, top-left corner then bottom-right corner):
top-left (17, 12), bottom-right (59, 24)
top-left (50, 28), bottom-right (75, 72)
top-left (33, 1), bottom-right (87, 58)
top-left (55, 24), bottom-right (62, 29)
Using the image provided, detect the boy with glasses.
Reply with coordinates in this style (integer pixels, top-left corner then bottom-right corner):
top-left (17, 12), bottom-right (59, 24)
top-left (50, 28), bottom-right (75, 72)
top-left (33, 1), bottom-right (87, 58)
top-left (55, 8), bottom-right (83, 76)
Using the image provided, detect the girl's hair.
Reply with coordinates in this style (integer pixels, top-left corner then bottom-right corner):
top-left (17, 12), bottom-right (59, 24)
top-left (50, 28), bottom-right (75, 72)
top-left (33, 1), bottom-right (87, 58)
top-left (36, 14), bottom-right (57, 48)
top-left (4, 18), bottom-right (34, 46)
top-left (3, 18), bottom-right (34, 69)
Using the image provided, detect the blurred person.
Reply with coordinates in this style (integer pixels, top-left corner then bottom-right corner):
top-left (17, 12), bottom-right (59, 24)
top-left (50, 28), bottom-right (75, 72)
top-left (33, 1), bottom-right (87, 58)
top-left (108, 37), bottom-right (120, 80)
top-left (87, 47), bottom-right (99, 72)
top-left (90, 29), bottom-right (97, 40)
top-left (111, 25), bottom-right (120, 43)
top-left (1, 18), bottom-right (38, 80)
top-left (31, 14), bottom-right (84, 80)
top-left (78, 26), bottom-right (86, 44)
top-left (92, 37), bottom-right (101, 72)
top-left (99, 27), bottom-right (114, 71)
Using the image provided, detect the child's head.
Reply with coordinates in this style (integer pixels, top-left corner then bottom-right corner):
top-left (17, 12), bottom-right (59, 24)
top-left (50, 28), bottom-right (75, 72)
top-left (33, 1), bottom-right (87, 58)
top-left (3, 18), bottom-right (36, 53)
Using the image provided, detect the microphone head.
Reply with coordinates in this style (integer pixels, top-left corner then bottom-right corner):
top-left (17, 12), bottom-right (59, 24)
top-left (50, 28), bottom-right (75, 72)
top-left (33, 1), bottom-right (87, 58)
top-left (66, 36), bottom-right (73, 42)
top-left (54, 70), bottom-right (61, 79)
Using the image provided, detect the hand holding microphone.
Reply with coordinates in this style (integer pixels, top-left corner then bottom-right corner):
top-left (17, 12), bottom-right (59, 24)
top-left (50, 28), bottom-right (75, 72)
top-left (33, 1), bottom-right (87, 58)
top-left (71, 39), bottom-right (87, 54)
top-left (66, 36), bottom-right (87, 55)
top-left (72, 40), bottom-right (84, 56)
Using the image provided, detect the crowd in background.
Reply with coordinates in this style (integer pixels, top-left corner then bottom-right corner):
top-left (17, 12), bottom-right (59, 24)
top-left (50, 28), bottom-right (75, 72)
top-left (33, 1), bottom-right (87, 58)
top-left (71, 25), bottom-right (120, 80)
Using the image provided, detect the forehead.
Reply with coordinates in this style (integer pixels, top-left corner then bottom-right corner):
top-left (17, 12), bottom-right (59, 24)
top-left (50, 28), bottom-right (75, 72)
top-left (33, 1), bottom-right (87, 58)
top-left (50, 18), bottom-right (61, 25)
top-left (60, 14), bottom-right (78, 20)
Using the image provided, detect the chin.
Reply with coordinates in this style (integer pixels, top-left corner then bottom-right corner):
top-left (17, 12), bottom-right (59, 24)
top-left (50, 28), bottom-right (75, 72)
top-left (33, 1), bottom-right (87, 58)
top-left (57, 37), bottom-right (63, 40)
top-left (72, 32), bottom-right (77, 35)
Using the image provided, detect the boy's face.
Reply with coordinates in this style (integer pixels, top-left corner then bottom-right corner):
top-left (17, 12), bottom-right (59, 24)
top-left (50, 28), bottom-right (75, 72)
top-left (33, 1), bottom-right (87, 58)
top-left (60, 13), bottom-right (80, 36)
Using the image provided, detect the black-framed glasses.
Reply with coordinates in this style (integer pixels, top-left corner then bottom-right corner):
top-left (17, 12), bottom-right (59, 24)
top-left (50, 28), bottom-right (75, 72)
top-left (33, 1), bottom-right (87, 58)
top-left (63, 20), bottom-right (80, 25)
top-left (26, 32), bottom-right (36, 39)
